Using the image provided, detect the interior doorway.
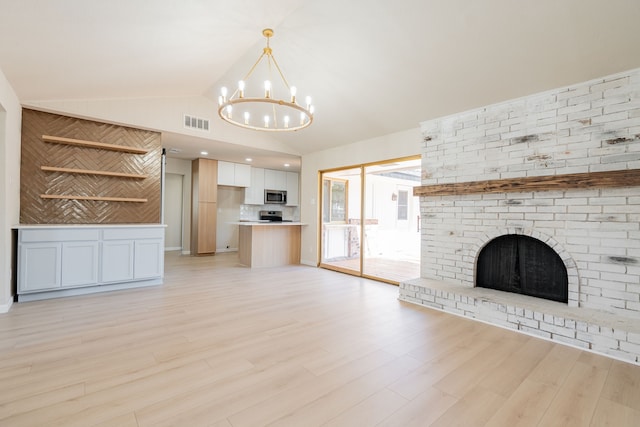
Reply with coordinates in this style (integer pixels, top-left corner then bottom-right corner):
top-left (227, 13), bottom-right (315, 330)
top-left (164, 173), bottom-right (184, 251)
top-left (319, 156), bottom-right (421, 284)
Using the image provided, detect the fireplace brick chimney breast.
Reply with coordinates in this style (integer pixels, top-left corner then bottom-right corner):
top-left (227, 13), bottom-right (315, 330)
top-left (400, 67), bottom-right (640, 364)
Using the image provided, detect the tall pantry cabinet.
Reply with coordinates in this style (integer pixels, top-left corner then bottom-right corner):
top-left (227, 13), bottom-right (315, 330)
top-left (191, 158), bottom-right (217, 255)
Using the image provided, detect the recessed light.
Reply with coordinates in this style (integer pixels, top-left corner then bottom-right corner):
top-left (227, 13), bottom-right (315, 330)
top-left (284, 163), bottom-right (290, 167)
top-left (200, 151), bottom-right (208, 155)
top-left (245, 158), bottom-right (253, 162)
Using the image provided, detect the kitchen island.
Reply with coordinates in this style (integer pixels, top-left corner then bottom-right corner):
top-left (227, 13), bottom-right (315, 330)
top-left (236, 222), bottom-right (305, 268)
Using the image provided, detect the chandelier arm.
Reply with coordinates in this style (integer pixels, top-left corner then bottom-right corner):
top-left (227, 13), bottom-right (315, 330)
top-left (269, 54), bottom-right (291, 90)
top-left (237, 52), bottom-right (268, 92)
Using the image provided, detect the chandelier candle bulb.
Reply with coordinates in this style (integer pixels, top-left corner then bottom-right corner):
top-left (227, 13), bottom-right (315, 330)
top-left (238, 80), bottom-right (245, 98)
top-left (216, 28), bottom-right (314, 132)
top-left (264, 80), bottom-right (271, 98)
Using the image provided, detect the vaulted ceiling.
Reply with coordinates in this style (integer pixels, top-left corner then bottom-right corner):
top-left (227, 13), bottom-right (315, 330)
top-left (1, 0), bottom-right (640, 169)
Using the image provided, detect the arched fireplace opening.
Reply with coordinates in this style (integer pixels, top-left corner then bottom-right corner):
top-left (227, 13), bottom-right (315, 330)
top-left (476, 235), bottom-right (568, 303)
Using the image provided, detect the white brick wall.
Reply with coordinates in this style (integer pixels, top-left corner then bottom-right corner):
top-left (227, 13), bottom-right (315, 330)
top-left (418, 67), bottom-right (640, 317)
top-left (402, 68), bottom-right (640, 364)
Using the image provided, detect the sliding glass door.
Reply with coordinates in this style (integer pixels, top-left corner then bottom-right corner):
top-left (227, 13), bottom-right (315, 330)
top-left (320, 167), bottom-right (361, 275)
top-left (319, 157), bottom-right (421, 284)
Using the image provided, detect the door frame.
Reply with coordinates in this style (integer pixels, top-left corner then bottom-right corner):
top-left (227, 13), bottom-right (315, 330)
top-left (317, 155), bottom-right (420, 284)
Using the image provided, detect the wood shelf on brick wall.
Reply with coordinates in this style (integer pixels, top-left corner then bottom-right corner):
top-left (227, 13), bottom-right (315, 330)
top-left (40, 165), bottom-right (148, 179)
top-left (413, 169), bottom-right (640, 197)
top-left (42, 135), bottom-right (149, 154)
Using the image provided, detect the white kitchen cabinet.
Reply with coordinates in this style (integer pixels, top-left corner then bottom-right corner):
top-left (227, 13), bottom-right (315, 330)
top-left (217, 161), bottom-right (235, 186)
top-left (218, 161), bottom-right (251, 187)
top-left (61, 241), bottom-right (99, 287)
top-left (19, 242), bottom-right (62, 292)
top-left (234, 163), bottom-right (251, 187)
top-left (286, 171), bottom-right (299, 206)
top-left (101, 240), bottom-right (135, 283)
top-left (134, 239), bottom-right (164, 279)
top-left (244, 167), bottom-right (265, 204)
top-left (264, 169), bottom-right (287, 191)
top-left (16, 225), bottom-right (165, 302)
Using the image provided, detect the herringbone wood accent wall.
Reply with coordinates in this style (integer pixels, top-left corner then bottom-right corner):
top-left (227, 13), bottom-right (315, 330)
top-left (20, 109), bottom-right (162, 224)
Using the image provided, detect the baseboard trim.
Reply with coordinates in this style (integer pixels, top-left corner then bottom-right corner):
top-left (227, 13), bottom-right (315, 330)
top-left (216, 248), bottom-right (238, 253)
top-left (0, 298), bottom-right (14, 313)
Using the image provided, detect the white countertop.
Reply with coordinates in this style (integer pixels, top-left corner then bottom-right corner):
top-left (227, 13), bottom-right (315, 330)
top-left (232, 221), bottom-right (306, 226)
top-left (14, 223), bottom-right (167, 229)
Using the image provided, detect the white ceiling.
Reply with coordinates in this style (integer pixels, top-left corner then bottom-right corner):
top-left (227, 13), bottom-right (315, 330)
top-left (1, 0), bottom-right (640, 171)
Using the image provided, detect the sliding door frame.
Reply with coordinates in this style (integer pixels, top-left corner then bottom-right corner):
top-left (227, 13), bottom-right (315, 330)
top-left (317, 155), bottom-right (420, 285)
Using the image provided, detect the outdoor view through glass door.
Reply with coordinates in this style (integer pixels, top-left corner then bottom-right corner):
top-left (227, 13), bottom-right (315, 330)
top-left (320, 157), bottom-right (421, 284)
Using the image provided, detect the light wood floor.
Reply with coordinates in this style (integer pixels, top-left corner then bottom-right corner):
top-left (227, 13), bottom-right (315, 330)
top-left (1, 252), bottom-right (639, 426)
top-left (322, 257), bottom-right (420, 283)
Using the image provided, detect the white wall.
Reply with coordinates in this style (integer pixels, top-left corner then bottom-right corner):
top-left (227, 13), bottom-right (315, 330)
top-left (299, 127), bottom-right (421, 266)
top-left (165, 158), bottom-right (192, 255)
top-left (0, 67), bottom-right (21, 312)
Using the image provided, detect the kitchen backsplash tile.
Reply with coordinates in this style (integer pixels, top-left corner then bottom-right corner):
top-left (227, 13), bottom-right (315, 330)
top-left (240, 204), bottom-right (299, 221)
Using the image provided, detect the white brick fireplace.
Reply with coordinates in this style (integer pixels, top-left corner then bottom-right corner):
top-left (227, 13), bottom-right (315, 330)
top-left (400, 68), bottom-right (640, 364)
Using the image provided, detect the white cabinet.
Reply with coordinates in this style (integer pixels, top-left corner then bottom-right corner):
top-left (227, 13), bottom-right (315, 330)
top-left (217, 161), bottom-right (235, 186)
top-left (244, 168), bottom-right (298, 205)
top-left (61, 241), bottom-right (99, 287)
top-left (134, 239), bottom-right (164, 279)
top-left (17, 225), bottom-right (165, 301)
top-left (286, 171), bottom-right (299, 206)
top-left (244, 167), bottom-right (265, 205)
top-left (102, 227), bottom-right (164, 283)
top-left (234, 163), bottom-right (251, 187)
top-left (218, 161), bottom-right (251, 187)
top-left (264, 169), bottom-right (287, 191)
top-left (19, 242), bottom-right (62, 292)
top-left (101, 240), bottom-right (134, 283)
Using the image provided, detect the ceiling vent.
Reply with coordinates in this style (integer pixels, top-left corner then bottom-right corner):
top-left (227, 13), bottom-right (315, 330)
top-left (184, 114), bottom-right (210, 132)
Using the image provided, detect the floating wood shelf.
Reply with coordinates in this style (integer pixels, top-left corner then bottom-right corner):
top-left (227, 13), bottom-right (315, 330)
top-left (41, 165), bottom-right (148, 179)
top-left (42, 135), bottom-right (149, 154)
top-left (414, 169), bottom-right (640, 197)
top-left (40, 194), bottom-right (148, 203)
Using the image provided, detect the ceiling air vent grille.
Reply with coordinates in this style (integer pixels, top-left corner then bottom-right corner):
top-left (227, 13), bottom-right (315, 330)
top-left (184, 114), bottom-right (210, 132)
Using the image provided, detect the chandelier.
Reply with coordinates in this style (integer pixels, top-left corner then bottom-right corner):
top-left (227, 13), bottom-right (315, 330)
top-left (217, 28), bottom-right (314, 132)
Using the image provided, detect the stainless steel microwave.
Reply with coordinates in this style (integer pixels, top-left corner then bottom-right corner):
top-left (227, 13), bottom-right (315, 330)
top-left (264, 189), bottom-right (287, 204)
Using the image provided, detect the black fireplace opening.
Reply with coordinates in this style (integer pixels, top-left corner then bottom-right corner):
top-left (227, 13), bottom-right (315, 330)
top-left (476, 235), bottom-right (568, 303)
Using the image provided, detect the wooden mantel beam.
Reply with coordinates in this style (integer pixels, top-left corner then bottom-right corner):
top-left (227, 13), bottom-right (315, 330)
top-left (413, 169), bottom-right (640, 197)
